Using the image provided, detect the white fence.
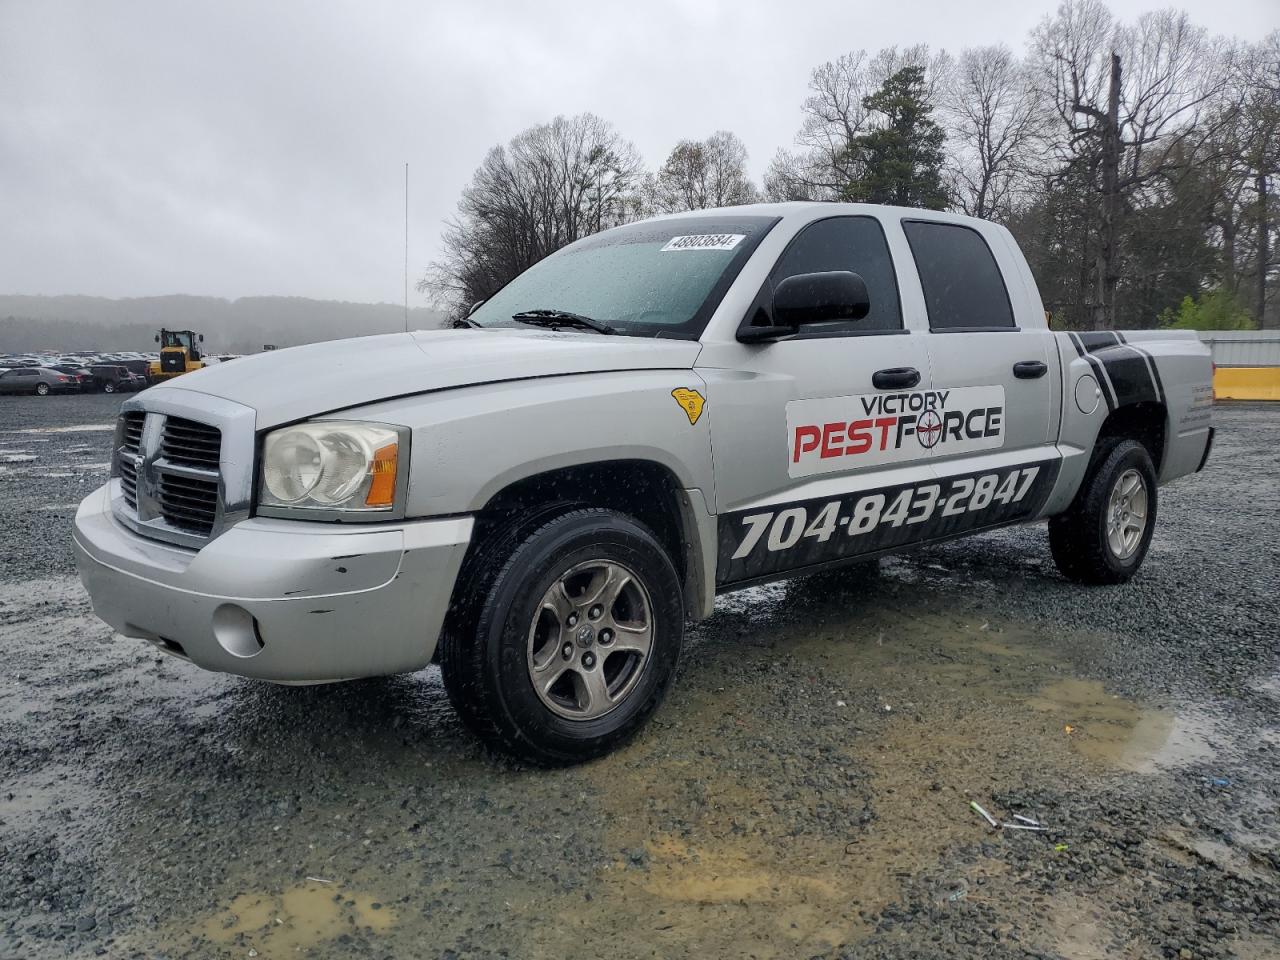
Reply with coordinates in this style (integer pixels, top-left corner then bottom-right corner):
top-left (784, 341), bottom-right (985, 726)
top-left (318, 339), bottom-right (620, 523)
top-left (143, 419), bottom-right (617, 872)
top-left (1198, 331), bottom-right (1280, 367)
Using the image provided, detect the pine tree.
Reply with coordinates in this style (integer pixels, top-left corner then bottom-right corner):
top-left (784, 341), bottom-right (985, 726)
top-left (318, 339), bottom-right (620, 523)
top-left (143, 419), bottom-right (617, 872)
top-left (842, 66), bottom-right (949, 210)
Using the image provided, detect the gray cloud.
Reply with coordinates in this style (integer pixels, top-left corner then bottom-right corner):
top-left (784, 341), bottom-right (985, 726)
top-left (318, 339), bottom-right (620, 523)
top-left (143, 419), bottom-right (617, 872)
top-left (2, 0), bottom-right (1275, 303)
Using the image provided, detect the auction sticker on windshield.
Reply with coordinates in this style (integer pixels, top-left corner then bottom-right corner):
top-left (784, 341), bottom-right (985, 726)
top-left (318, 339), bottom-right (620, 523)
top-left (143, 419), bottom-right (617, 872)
top-left (660, 234), bottom-right (745, 252)
top-left (787, 385), bottom-right (1006, 478)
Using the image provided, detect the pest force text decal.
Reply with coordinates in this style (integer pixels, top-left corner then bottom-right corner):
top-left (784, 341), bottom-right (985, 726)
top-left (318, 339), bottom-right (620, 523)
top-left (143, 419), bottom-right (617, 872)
top-left (717, 459), bottom-right (1058, 586)
top-left (787, 385), bottom-right (1006, 478)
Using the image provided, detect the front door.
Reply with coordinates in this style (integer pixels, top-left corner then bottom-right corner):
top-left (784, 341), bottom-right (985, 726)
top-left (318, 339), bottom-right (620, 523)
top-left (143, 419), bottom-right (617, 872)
top-left (698, 215), bottom-right (938, 587)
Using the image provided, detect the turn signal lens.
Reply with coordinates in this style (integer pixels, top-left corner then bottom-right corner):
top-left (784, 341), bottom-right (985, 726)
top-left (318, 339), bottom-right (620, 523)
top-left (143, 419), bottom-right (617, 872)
top-left (365, 442), bottom-right (399, 507)
top-left (258, 421), bottom-right (406, 515)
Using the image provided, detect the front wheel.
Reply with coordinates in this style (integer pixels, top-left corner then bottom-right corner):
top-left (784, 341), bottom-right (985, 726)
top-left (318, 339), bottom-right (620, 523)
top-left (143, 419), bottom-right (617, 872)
top-left (1049, 439), bottom-right (1158, 585)
top-left (440, 508), bottom-right (684, 765)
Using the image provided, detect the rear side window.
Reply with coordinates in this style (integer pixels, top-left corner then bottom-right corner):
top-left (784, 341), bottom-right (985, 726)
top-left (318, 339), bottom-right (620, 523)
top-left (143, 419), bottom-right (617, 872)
top-left (903, 221), bottom-right (1015, 330)
top-left (767, 216), bottom-right (902, 334)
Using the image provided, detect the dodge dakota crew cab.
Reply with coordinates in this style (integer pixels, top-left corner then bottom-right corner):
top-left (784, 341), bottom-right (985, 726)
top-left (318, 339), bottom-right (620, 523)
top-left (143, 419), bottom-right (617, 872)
top-left (73, 202), bottom-right (1215, 764)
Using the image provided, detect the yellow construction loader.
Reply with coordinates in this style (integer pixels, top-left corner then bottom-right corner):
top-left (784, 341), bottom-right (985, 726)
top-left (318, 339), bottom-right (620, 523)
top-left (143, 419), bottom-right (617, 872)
top-left (149, 329), bottom-right (205, 382)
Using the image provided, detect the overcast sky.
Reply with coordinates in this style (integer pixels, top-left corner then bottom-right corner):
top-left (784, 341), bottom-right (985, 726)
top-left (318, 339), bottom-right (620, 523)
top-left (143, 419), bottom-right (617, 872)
top-left (2, 0), bottom-right (1275, 306)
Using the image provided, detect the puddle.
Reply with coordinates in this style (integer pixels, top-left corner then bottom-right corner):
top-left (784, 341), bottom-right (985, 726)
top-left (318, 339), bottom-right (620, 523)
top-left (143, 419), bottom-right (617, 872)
top-left (0, 454), bottom-right (37, 463)
top-left (3, 424), bottom-right (114, 433)
top-left (1251, 670), bottom-right (1280, 702)
top-left (11, 568), bottom-right (1273, 960)
top-left (199, 883), bottom-right (396, 958)
top-left (1027, 679), bottom-right (1219, 773)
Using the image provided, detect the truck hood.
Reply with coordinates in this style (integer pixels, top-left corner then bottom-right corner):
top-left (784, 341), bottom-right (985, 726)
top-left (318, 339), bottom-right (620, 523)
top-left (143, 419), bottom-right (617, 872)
top-left (151, 328), bottom-right (702, 428)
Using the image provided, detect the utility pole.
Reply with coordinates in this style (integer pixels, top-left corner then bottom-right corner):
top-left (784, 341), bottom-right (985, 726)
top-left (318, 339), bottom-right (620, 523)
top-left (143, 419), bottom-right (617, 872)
top-left (404, 162), bottom-right (410, 333)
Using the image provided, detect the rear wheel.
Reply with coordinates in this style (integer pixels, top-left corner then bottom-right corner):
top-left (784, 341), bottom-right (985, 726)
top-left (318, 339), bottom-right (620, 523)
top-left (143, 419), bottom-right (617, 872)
top-left (1049, 439), bottom-right (1157, 584)
top-left (35, 382), bottom-right (50, 396)
top-left (103, 382), bottom-right (116, 394)
top-left (440, 508), bottom-right (684, 765)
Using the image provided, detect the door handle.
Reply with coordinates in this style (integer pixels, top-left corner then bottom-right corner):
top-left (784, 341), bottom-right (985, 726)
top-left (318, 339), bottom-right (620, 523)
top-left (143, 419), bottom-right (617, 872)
top-left (1013, 361), bottom-right (1048, 379)
top-left (872, 367), bottom-right (921, 390)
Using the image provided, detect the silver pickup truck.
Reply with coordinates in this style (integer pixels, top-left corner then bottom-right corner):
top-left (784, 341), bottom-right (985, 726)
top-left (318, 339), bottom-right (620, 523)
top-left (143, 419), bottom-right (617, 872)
top-left (73, 202), bottom-right (1214, 764)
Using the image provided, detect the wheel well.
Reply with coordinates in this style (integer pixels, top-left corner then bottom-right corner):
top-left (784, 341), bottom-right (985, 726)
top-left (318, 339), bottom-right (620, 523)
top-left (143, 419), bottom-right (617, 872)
top-left (471, 460), bottom-right (691, 589)
top-left (1095, 402), bottom-right (1166, 472)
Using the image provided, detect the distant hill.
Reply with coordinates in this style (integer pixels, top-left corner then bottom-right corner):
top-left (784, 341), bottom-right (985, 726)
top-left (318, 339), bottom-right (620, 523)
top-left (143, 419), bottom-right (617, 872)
top-left (0, 294), bottom-right (447, 355)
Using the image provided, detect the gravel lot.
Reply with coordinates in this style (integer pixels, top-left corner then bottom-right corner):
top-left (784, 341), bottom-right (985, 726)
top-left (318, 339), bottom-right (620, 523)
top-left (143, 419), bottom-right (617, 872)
top-left (1, 394), bottom-right (1277, 959)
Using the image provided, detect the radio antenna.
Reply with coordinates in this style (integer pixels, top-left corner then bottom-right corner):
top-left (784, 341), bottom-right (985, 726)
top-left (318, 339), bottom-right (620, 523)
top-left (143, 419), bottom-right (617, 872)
top-left (404, 162), bottom-right (409, 333)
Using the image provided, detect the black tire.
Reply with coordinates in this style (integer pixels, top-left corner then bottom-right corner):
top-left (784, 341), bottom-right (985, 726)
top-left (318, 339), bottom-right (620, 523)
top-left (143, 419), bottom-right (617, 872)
top-left (1049, 438), bottom-right (1158, 585)
top-left (103, 382), bottom-right (116, 394)
top-left (440, 508), bottom-right (684, 766)
top-left (35, 382), bottom-right (49, 396)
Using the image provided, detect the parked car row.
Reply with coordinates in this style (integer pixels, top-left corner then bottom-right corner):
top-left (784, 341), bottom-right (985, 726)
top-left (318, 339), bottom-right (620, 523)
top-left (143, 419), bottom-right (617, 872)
top-left (0, 348), bottom-right (237, 397)
top-left (0, 363), bottom-right (147, 396)
top-left (1, 351), bottom-right (153, 396)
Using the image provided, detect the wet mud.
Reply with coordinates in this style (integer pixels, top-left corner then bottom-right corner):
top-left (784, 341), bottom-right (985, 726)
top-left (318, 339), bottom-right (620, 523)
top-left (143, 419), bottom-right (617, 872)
top-left (1, 396), bottom-right (1277, 959)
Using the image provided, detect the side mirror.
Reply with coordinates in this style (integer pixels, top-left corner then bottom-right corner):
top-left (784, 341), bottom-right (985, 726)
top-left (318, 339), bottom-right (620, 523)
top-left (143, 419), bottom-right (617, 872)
top-left (775, 271), bottom-right (870, 326)
top-left (199, 334), bottom-right (204, 342)
top-left (738, 271), bottom-right (871, 343)
top-left (154, 335), bottom-right (160, 343)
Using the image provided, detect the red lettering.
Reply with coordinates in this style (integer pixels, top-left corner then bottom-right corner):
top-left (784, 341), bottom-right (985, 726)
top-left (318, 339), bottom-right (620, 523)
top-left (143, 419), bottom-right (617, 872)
top-left (874, 416), bottom-right (897, 450)
top-left (820, 422), bottom-right (846, 459)
top-left (845, 418), bottom-right (873, 454)
top-left (793, 425), bottom-right (821, 463)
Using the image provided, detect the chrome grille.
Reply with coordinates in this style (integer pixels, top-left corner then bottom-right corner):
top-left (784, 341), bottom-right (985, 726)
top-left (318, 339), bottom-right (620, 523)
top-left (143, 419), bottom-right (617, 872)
top-left (156, 472), bottom-right (219, 535)
top-left (121, 411), bottom-right (145, 453)
top-left (110, 397), bottom-right (253, 549)
top-left (117, 411), bottom-right (145, 508)
top-left (161, 417), bottom-right (222, 469)
top-left (118, 456), bottom-right (139, 509)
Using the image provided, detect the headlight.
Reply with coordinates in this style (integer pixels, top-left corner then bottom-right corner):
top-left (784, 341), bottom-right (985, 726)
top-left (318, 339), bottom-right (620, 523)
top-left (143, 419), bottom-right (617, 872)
top-left (258, 421), bottom-right (405, 515)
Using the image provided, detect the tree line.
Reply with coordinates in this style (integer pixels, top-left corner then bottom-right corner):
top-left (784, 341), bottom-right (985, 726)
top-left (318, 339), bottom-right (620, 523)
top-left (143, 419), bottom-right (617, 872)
top-left (422, 0), bottom-right (1278, 331)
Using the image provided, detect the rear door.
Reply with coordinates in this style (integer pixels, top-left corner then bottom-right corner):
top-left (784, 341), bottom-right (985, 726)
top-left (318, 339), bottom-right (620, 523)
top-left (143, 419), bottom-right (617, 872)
top-left (898, 218), bottom-right (1061, 526)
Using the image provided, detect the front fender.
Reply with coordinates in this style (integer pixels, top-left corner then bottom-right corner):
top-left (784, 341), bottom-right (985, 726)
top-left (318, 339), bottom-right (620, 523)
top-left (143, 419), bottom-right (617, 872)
top-left (343, 370), bottom-right (716, 519)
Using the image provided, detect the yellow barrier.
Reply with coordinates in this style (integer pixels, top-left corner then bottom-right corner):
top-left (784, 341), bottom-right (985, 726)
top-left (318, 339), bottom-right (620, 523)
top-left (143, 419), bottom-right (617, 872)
top-left (1214, 366), bottom-right (1280, 401)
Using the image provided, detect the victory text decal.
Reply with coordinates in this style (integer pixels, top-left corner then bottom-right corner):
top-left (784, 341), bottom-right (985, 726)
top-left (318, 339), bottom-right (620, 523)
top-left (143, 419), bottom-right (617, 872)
top-left (786, 385), bottom-right (1006, 477)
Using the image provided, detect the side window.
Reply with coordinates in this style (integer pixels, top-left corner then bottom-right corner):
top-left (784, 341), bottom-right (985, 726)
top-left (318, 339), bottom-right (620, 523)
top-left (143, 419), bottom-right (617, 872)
top-left (902, 221), bottom-right (1015, 330)
top-left (765, 216), bottom-right (902, 334)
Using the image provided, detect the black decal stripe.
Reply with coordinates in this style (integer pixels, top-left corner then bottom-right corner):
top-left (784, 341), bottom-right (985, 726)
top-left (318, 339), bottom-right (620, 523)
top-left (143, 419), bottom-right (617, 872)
top-left (1092, 344), bottom-right (1158, 406)
top-left (1069, 332), bottom-right (1117, 411)
top-left (716, 460), bottom-right (1060, 587)
top-left (1115, 332), bottom-right (1165, 404)
top-left (1078, 331), bottom-right (1121, 351)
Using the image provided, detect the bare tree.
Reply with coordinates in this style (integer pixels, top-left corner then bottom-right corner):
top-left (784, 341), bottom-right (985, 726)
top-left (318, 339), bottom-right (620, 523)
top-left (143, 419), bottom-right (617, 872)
top-left (1238, 32), bottom-right (1280, 327)
top-left (649, 131), bottom-right (760, 213)
top-left (764, 45), bottom-right (952, 201)
top-left (943, 45), bottom-right (1042, 221)
top-left (1033, 0), bottom-right (1233, 328)
top-left (420, 114), bottom-right (644, 315)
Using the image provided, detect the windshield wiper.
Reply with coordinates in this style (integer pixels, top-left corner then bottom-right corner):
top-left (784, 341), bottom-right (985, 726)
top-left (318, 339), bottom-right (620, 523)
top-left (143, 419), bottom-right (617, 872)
top-left (511, 309), bottom-right (616, 335)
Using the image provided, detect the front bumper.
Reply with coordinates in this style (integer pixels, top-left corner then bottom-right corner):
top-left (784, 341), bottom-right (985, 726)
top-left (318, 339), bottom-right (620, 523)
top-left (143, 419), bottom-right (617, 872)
top-left (73, 482), bottom-right (473, 682)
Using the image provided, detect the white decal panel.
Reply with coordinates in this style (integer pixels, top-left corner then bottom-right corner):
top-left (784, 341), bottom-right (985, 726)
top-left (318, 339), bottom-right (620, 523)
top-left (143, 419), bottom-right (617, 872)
top-left (660, 234), bottom-right (745, 252)
top-left (786, 385), bottom-right (1006, 478)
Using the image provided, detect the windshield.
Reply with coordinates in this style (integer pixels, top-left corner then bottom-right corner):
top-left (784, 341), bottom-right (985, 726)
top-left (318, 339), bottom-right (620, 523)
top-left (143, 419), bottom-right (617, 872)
top-left (162, 331), bottom-right (193, 348)
top-left (468, 215), bottom-right (779, 339)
